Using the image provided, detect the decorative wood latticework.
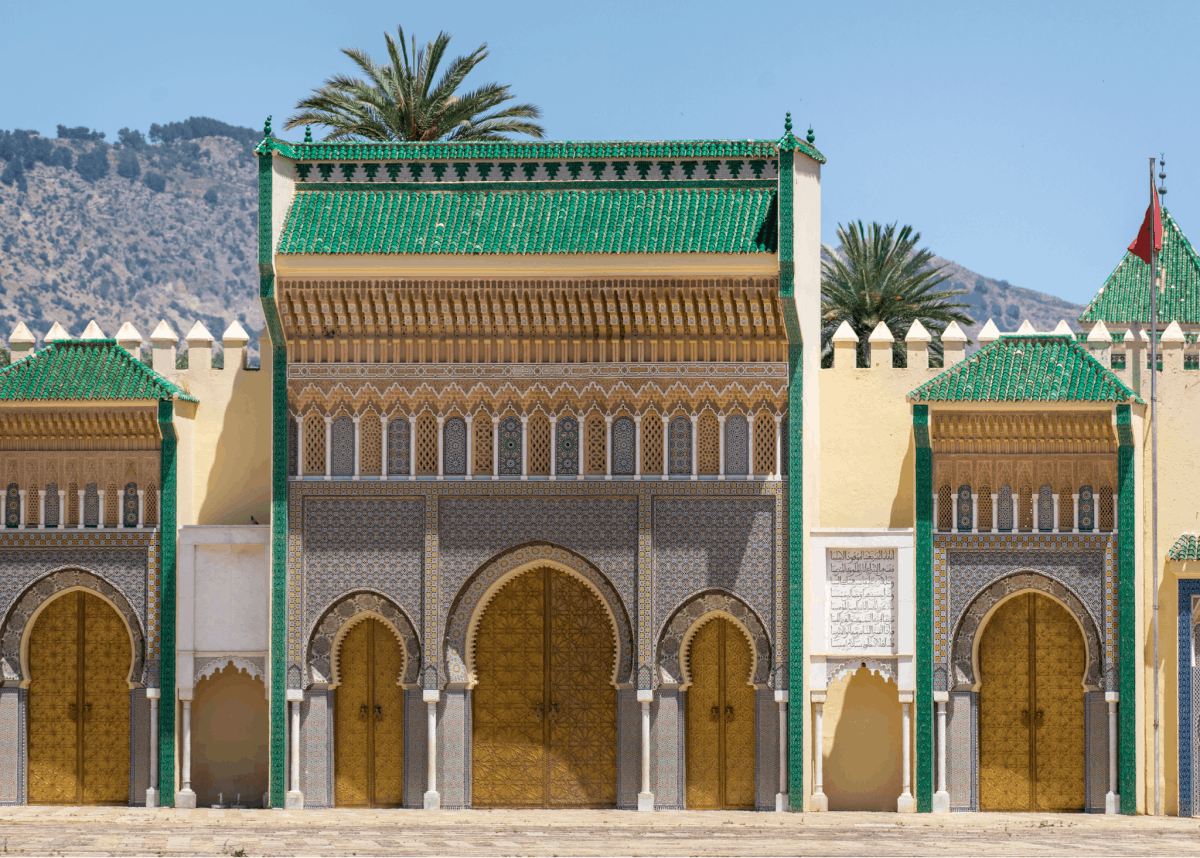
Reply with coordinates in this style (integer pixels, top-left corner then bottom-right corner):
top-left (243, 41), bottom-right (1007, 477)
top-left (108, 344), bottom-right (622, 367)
top-left (0, 408), bottom-right (162, 452)
top-left (930, 410), bottom-right (1116, 455)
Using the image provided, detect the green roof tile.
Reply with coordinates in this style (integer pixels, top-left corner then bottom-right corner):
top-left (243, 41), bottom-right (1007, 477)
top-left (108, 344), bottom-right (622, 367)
top-left (257, 137), bottom-right (826, 165)
top-left (276, 187), bottom-right (778, 256)
top-left (0, 340), bottom-right (197, 403)
top-left (1080, 209), bottom-right (1200, 324)
top-left (908, 335), bottom-right (1141, 404)
top-left (1170, 533), bottom-right (1200, 561)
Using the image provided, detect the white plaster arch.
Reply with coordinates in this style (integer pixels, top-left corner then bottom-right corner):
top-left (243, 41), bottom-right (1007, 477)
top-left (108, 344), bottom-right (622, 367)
top-left (826, 657), bottom-right (898, 686)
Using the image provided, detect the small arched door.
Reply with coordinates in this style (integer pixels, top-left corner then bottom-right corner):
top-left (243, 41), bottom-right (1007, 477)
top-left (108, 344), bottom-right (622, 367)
top-left (334, 619), bottom-right (404, 807)
top-left (27, 590), bottom-right (131, 804)
top-left (686, 617), bottom-right (755, 809)
top-left (979, 592), bottom-right (1085, 811)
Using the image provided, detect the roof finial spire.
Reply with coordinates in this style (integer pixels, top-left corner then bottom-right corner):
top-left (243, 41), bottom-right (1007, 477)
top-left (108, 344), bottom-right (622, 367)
top-left (304, 125), bottom-right (312, 144)
top-left (263, 115), bottom-right (272, 137)
top-left (1158, 153), bottom-right (1167, 198)
top-left (784, 112), bottom-right (793, 134)
top-left (807, 126), bottom-right (815, 145)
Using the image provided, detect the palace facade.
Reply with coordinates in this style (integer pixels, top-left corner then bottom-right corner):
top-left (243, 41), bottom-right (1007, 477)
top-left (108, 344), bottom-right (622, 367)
top-left (1, 118), bottom-right (1198, 815)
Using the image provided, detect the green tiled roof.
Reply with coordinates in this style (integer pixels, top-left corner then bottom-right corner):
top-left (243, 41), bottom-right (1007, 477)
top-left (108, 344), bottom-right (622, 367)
top-left (277, 187), bottom-right (778, 255)
top-left (1169, 533), bottom-right (1200, 561)
top-left (908, 335), bottom-right (1141, 404)
top-left (258, 137), bottom-right (826, 165)
top-left (1080, 209), bottom-right (1200, 324)
top-left (0, 340), bottom-right (197, 403)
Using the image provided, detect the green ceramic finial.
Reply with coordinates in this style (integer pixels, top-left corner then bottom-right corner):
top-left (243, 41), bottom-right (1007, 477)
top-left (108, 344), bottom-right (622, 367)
top-left (264, 115), bottom-right (272, 137)
top-left (807, 126), bottom-right (815, 145)
top-left (304, 125), bottom-right (312, 143)
top-left (784, 112), bottom-right (793, 134)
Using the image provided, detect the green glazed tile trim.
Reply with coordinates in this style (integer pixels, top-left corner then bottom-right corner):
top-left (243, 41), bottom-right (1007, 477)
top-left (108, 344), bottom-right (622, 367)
top-left (1169, 532), bottom-right (1200, 561)
top-left (913, 404), bottom-right (933, 812)
top-left (157, 399), bottom-right (176, 806)
top-left (786, 340), bottom-right (803, 810)
top-left (1116, 403), bottom-right (1135, 814)
top-left (909, 335), bottom-right (1141, 404)
top-left (0, 340), bottom-right (197, 403)
top-left (1081, 209), bottom-right (1200, 324)
top-left (777, 146), bottom-right (795, 304)
top-left (276, 188), bottom-right (779, 256)
top-left (293, 179), bottom-right (776, 192)
top-left (259, 150), bottom-right (288, 807)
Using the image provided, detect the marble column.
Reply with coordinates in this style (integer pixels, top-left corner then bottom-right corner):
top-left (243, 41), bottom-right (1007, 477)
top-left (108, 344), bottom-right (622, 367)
top-left (633, 415), bottom-right (641, 479)
top-left (747, 414), bottom-right (755, 479)
top-left (776, 690), bottom-right (788, 811)
top-left (409, 416), bottom-right (417, 480)
top-left (424, 689), bottom-right (440, 809)
top-left (605, 415), bottom-right (613, 479)
top-left (286, 689), bottom-right (304, 808)
top-left (323, 417), bottom-right (332, 480)
top-left (352, 416), bottom-right (361, 479)
top-left (1106, 692), bottom-right (1120, 813)
top-left (492, 416), bottom-right (499, 479)
top-left (689, 415), bottom-right (698, 479)
top-left (96, 488), bottom-right (105, 529)
top-left (37, 490), bottom-right (45, 529)
top-left (637, 689), bottom-right (653, 811)
top-left (898, 691), bottom-right (915, 812)
top-left (520, 415), bottom-right (529, 480)
top-left (177, 695), bottom-right (196, 808)
top-left (774, 414), bottom-right (783, 478)
top-left (464, 414), bottom-right (473, 480)
top-left (932, 692), bottom-right (949, 812)
top-left (550, 415), bottom-right (557, 478)
top-left (436, 416), bottom-right (445, 479)
top-left (661, 414), bottom-right (669, 480)
top-left (381, 414), bottom-right (390, 478)
top-left (811, 692), bottom-right (828, 811)
top-left (137, 490), bottom-right (145, 527)
top-left (146, 688), bottom-right (160, 807)
top-left (718, 414), bottom-right (726, 480)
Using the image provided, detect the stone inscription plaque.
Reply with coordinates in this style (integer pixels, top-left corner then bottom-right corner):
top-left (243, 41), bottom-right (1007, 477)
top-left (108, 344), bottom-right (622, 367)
top-left (827, 548), bottom-right (896, 651)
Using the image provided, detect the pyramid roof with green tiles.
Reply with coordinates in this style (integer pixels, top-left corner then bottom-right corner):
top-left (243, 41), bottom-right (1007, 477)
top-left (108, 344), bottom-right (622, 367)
top-left (256, 120), bottom-right (824, 257)
top-left (0, 337), bottom-right (197, 403)
top-left (1080, 208), bottom-right (1200, 329)
top-left (908, 334), bottom-right (1141, 404)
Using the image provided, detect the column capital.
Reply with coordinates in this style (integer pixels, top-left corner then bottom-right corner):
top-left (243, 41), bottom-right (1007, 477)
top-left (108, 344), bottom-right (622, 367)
top-left (323, 415), bottom-right (332, 425)
top-left (351, 414), bottom-right (361, 424)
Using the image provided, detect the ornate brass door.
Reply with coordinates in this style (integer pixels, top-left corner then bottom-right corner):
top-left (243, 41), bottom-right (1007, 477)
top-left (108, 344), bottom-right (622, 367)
top-left (979, 593), bottom-right (1085, 812)
top-left (473, 568), bottom-right (617, 808)
top-left (686, 618), bottom-right (756, 809)
top-left (334, 619), bottom-right (403, 807)
top-left (28, 591), bottom-right (131, 805)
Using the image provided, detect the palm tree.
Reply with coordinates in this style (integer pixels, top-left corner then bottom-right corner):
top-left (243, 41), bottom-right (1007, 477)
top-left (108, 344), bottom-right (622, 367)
top-left (821, 221), bottom-right (973, 367)
top-left (285, 26), bottom-right (545, 142)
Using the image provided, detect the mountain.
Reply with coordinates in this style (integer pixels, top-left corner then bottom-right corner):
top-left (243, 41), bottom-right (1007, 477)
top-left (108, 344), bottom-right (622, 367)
top-left (0, 121), bottom-right (1086, 359)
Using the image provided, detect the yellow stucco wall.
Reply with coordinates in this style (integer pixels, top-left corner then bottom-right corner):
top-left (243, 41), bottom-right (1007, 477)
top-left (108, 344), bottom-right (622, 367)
top-left (822, 667), bottom-right (905, 810)
top-left (190, 664), bottom-right (270, 807)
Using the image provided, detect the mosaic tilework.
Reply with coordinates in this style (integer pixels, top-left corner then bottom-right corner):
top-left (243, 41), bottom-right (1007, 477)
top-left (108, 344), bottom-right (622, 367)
top-left (1085, 690), bottom-right (1108, 812)
top-left (288, 418), bottom-right (298, 477)
top-left (1178, 583), bottom-right (1200, 817)
top-left (997, 486), bottom-right (1013, 531)
top-left (612, 417), bottom-right (635, 476)
top-left (497, 417), bottom-right (522, 476)
top-left (3, 486), bottom-right (16, 529)
top-left (130, 689), bottom-right (150, 805)
top-left (668, 417), bottom-right (691, 475)
top-left (300, 688), bottom-right (332, 807)
top-left (957, 486), bottom-right (972, 532)
top-left (725, 415), bottom-right (749, 476)
top-left (657, 592), bottom-right (771, 687)
top-left (650, 688), bottom-right (683, 810)
top-left (84, 484), bottom-right (98, 527)
top-left (301, 497), bottom-right (424, 646)
top-left (1038, 486), bottom-right (1053, 531)
top-left (307, 591), bottom-right (421, 686)
top-left (387, 418), bottom-right (410, 475)
top-left (44, 484), bottom-right (59, 528)
top-left (1079, 485), bottom-right (1095, 532)
top-left (617, 688), bottom-right (639, 809)
top-left (0, 688), bottom-right (23, 804)
top-left (403, 689), bottom-right (425, 807)
top-left (754, 687), bottom-right (778, 811)
top-left (947, 691), bottom-right (977, 812)
top-left (638, 491), bottom-right (653, 675)
top-left (652, 497), bottom-right (776, 647)
top-left (555, 417), bottom-right (579, 476)
top-left (330, 416), bottom-right (354, 477)
top-left (123, 483), bottom-right (138, 528)
top-left (438, 688), bottom-right (470, 809)
top-left (443, 418), bottom-right (467, 476)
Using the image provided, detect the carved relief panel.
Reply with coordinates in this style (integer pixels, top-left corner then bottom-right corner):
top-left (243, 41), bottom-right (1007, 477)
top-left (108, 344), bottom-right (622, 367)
top-left (826, 548), bottom-right (897, 653)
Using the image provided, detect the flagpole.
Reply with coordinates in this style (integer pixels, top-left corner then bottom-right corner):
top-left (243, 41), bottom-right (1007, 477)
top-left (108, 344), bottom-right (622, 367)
top-left (1149, 155), bottom-right (1161, 817)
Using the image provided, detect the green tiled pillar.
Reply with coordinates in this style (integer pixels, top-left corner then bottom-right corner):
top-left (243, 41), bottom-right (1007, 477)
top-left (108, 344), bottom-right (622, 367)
top-left (157, 400), bottom-right (176, 806)
top-left (913, 405), bottom-right (933, 812)
top-left (1116, 403), bottom-right (1135, 814)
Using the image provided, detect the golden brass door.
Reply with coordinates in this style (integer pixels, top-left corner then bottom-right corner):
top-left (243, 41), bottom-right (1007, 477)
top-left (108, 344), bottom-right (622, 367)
top-left (334, 619), bottom-right (403, 807)
top-left (686, 618), bottom-right (756, 809)
top-left (473, 568), bottom-right (617, 808)
top-left (979, 593), bottom-right (1085, 812)
top-left (28, 591), bottom-right (131, 805)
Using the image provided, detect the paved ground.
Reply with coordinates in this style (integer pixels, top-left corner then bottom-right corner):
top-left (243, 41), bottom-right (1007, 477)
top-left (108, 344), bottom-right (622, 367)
top-left (0, 807), bottom-right (1196, 856)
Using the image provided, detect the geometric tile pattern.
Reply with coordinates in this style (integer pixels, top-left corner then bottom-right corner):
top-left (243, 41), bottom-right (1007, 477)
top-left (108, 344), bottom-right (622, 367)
top-left (656, 591), bottom-right (771, 687)
top-left (498, 417), bottom-right (522, 476)
top-left (443, 418), bottom-right (467, 476)
top-left (306, 590), bottom-right (421, 687)
top-left (555, 417), bottom-right (579, 476)
top-left (387, 418), bottom-right (411, 476)
top-left (612, 417), bottom-right (635, 476)
top-left (1178, 582), bottom-right (1200, 818)
top-left (668, 418), bottom-right (691, 475)
top-left (331, 417), bottom-right (354, 477)
top-left (725, 415), bottom-right (748, 476)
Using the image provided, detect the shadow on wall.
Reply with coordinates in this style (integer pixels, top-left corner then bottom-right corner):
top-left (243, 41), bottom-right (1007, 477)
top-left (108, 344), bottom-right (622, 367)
top-left (824, 666), bottom-right (903, 811)
top-left (889, 440), bottom-right (916, 528)
top-left (192, 664), bottom-right (269, 807)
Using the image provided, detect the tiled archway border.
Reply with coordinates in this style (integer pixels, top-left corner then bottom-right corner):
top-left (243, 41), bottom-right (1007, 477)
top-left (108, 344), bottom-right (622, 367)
top-left (307, 590), bottom-right (421, 688)
top-left (657, 591), bottom-right (771, 688)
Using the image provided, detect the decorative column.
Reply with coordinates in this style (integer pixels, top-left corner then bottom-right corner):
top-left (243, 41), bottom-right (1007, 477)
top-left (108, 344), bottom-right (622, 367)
top-left (689, 415), bottom-right (698, 480)
top-left (1105, 692), bottom-right (1120, 813)
top-left (898, 691), bottom-right (915, 812)
top-left (951, 490), bottom-right (958, 533)
top-left (990, 492), bottom-right (998, 532)
top-left (811, 692), bottom-right (828, 810)
top-left (352, 416), bottom-right (361, 480)
top-left (409, 416), bottom-right (417, 480)
top-left (605, 415), bottom-right (613, 479)
top-left (747, 414), bottom-right (755, 479)
top-left (146, 688), bottom-right (160, 807)
top-left (932, 692), bottom-right (949, 812)
top-left (661, 414), bottom-right (669, 480)
top-left (774, 414), bottom-right (783, 478)
top-left (971, 493), bottom-right (978, 533)
top-left (323, 416), bottom-right (332, 480)
top-left (491, 416), bottom-right (499, 479)
top-left (296, 415), bottom-right (305, 477)
top-left (381, 414), bottom-right (389, 479)
top-left (1072, 492), bottom-right (1080, 533)
top-left (424, 689), bottom-right (440, 809)
top-left (15, 489), bottom-right (24, 530)
top-left (177, 695), bottom-right (196, 808)
top-left (77, 488), bottom-right (85, 528)
top-left (579, 413), bottom-right (587, 481)
top-left (137, 490), bottom-right (145, 528)
top-left (1032, 494), bottom-right (1039, 532)
top-left (776, 690), bottom-right (788, 812)
top-left (1012, 494), bottom-right (1019, 532)
top-left (520, 415), bottom-right (529, 480)
top-left (931, 492), bottom-right (938, 531)
top-left (718, 414), bottom-right (726, 480)
top-left (464, 414), bottom-right (473, 481)
top-left (286, 689), bottom-right (304, 808)
top-left (1052, 493), bottom-right (1060, 533)
top-left (638, 689), bottom-right (653, 811)
top-left (550, 416), bottom-right (557, 478)
top-left (633, 415), bottom-right (641, 480)
top-left (436, 416), bottom-right (445, 479)
top-left (37, 490), bottom-right (45, 529)
top-left (58, 488), bottom-right (66, 528)
top-left (96, 488), bottom-right (105, 529)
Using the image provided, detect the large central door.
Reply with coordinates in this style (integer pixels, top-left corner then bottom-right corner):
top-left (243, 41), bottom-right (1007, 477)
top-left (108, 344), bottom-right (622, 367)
top-left (335, 618), bottom-right (403, 807)
top-left (686, 618), bottom-right (756, 809)
top-left (472, 568), bottom-right (617, 807)
top-left (979, 592), bottom-right (1085, 811)
top-left (28, 590), bottom-right (131, 805)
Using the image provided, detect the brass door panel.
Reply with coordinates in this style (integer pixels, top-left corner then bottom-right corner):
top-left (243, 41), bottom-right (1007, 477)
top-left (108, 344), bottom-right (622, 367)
top-left (335, 619), bottom-right (403, 807)
top-left (28, 591), bottom-right (130, 805)
top-left (473, 568), bottom-right (617, 808)
top-left (979, 593), bottom-right (1085, 812)
top-left (686, 618), bottom-right (756, 810)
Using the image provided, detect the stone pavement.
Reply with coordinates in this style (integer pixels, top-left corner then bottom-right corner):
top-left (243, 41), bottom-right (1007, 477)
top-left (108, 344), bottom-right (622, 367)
top-left (0, 807), bottom-right (1196, 856)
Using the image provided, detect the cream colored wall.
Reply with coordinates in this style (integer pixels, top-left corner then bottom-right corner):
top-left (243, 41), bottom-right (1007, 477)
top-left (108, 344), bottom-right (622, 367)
top-left (191, 664), bottom-right (269, 807)
top-left (822, 667), bottom-right (905, 810)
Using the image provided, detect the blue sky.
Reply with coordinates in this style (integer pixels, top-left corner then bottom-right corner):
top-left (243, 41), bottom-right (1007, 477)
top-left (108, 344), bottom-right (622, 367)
top-left (2, 0), bottom-right (1195, 305)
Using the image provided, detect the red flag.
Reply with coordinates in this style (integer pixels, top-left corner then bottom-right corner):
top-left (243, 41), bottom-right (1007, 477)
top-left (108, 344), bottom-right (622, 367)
top-left (1128, 186), bottom-right (1163, 263)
